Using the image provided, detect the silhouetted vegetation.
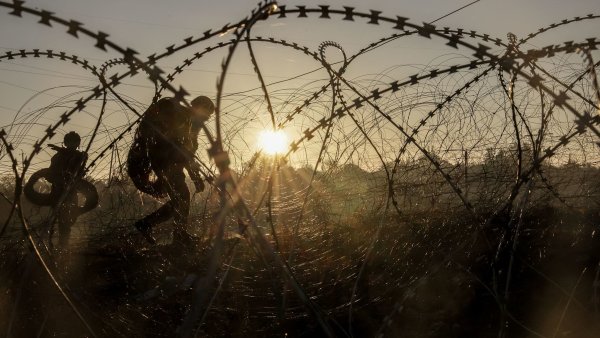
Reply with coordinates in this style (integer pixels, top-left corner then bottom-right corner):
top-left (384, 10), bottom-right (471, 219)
top-left (1, 154), bottom-right (598, 337)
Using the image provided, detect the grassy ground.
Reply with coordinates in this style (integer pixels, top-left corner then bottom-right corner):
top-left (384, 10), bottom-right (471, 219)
top-left (0, 206), bottom-right (598, 337)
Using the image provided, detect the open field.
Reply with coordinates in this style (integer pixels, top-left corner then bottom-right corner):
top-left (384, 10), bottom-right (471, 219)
top-left (1, 1), bottom-right (599, 336)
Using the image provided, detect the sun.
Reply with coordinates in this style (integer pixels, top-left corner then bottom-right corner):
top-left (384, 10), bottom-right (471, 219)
top-left (258, 129), bottom-right (288, 155)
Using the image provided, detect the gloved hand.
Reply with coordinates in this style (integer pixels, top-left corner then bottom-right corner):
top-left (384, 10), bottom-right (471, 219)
top-left (193, 178), bottom-right (205, 192)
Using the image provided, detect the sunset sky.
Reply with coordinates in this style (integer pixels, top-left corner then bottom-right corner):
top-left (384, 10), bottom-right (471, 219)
top-left (0, 0), bottom-right (598, 173)
top-left (1, 0), bottom-right (597, 100)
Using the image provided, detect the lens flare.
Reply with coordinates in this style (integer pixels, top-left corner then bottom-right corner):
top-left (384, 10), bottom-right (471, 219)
top-left (258, 129), bottom-right (288, 155)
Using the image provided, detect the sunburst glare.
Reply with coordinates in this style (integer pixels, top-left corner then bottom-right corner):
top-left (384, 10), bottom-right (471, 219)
top-left (258, 129), bottom-right (288, 155)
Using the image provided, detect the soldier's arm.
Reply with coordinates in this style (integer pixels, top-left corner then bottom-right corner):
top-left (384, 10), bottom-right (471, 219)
top-left (186, 160), bottom-right (205, 192)
top-left (48, 144), bottom-right (61, 151)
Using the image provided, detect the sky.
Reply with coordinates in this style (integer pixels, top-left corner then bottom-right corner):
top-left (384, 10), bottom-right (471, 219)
top-left (0, 0), bottom-right (598, 173)
top-left (1, 0), bottom-right (597, 96)
top-left (1, 0), bottom-right (597, 93)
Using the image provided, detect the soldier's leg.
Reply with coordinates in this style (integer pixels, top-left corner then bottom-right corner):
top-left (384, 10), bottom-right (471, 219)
top-left (57, 198), bottom-right (77, 248)
top-left (47, 183), bottom-right (65, 245)
top-left (165, 165), bottom-right (197, 245)
top-left (139, 202), bottom-right (174, 226)
top-left (165, 165), bottom-right (190, 230)
top-left (134, 172), bottom-right (173, 244)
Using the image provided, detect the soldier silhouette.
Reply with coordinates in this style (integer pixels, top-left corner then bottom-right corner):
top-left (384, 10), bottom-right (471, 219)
top-left (128, 96), bottom-right (214, 246)
top-left (24, 131), bottom-right (98, 247)
top-left (47, 131), bottom-right (88, 247)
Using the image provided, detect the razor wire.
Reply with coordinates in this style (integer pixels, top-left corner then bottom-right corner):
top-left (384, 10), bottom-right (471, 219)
top-left (0, 1), bottom-right (599, 337)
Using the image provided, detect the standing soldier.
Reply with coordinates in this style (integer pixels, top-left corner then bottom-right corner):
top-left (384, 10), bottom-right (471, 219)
top-left (24, 131), bottom-right (97, 248)
top-left (47, 131), bottom-right (88, 247)
top-left (128, 96), bottom-right (214, 246)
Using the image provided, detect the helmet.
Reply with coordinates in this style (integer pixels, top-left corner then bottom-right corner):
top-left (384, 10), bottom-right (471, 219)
top-left (190, 96), bottom-right (215, 117)
top-left (64, 131), bottom-right (81, 149)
